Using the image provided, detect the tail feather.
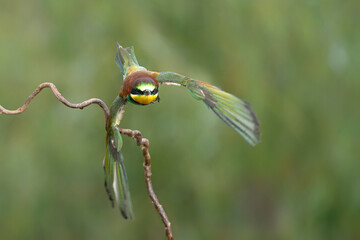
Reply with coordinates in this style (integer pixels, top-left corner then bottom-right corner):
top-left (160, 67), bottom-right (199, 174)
top-left (104, 125), bottom-right (134, 219)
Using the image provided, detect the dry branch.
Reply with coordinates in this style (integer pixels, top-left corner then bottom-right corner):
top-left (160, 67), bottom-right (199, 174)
top-left (0, 82), bottom-right (110, 124)
top-left (1, 82), bottom-right (174, 240)
top-left (119, 128), bottom-right (174, 240)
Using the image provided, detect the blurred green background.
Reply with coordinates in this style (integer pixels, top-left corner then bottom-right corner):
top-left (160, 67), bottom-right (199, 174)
top-left (1, 0), bottom-right (359, 239)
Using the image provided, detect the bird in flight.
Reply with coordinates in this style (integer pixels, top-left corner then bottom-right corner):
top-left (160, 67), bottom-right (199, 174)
top-left (104, 43), bottom-right (260, 219)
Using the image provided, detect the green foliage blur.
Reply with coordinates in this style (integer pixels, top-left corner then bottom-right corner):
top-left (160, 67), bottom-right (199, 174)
top-left (1, 0), bottom-right (359, 239)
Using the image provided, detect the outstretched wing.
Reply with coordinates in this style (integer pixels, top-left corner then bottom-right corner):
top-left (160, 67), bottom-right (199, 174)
top-left (114, 43), bottom-right (145, 79)
top-left (103, 125), bottom-right (134, 219)
top-left (156, 72), bottom-right (260, 146)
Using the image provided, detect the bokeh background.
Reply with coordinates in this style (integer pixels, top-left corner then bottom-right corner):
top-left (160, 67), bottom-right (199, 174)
top-left (1, 0), bottom-right (359, 239)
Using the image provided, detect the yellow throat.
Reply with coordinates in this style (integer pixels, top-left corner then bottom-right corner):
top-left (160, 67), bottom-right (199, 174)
top-left (130, 93), bottom-right (158, 105)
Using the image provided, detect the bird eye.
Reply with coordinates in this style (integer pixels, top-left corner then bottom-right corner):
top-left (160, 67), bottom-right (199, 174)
top-left (151, 88), bottom-right (158, 94)
top-left (131, 88), bottom-right (143, 95)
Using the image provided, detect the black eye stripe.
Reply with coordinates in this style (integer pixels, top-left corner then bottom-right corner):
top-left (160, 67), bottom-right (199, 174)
top-left (131, 88), bottom-right (143, 95)
top-left (131, 88), bottom-right (158, 95)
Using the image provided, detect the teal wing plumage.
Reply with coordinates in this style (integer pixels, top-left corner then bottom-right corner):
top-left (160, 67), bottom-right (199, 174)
top-left (104, 125), bottom-right (134, 219)
top-left (156, 72), bottom-right (260, 146)
top-left (115, 43), bottom-right (144, 78)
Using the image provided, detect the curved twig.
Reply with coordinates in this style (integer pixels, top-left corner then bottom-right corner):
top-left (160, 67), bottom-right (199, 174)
top-left (0, 82), bottom-right (110, 124)
top-left (1, 82), bottom-right (174, 238)
top-left (119, 128), bottom-right (174, 240)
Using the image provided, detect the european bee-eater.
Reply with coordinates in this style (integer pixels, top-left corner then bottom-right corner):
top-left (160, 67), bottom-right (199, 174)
top-left (104, 43), bottom-right (260, 219)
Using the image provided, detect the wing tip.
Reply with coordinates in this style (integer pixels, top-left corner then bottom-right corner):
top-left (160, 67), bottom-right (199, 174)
top-left (116, 42), bottom-right (122, 49)
top-left (104, 180), bottom-right (115, 208)
top-left (120, 209), bottom-right (134, 220)
top-left (242, 99), bottom-right (260, 126)
top-left (249, 129), bottom-right (261, 146)
top-left (243, 100), bottom-right (261, 146)
top-left (210, 101), bottom-right (261, 146)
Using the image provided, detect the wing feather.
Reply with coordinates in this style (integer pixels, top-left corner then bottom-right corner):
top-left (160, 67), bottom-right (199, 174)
top-left (103, 151), bottom-right (114, 207)
top-left (112, 148), bottom-right (134, 219)
top-left (156, 72), bottom-right (260, 146)
top-left (104, 125), bottom-right (134, 219)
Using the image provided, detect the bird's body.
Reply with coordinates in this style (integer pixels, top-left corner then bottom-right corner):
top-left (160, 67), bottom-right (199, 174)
top-left (104, 43), bottom-right (261, 219)
top-left (119, 70), bottom-right (159, 105)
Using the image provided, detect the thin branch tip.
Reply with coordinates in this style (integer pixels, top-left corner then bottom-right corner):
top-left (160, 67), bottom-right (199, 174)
top-left (0, 82), bottom-right (110, 123)
top-left (119, 128), bottom-right (174, 240)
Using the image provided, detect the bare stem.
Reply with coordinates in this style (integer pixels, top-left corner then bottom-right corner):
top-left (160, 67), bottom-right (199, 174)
top-left (0, 82), bottom-right (110, 124)
top-left (119, 128), bottom-right (174, 240)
